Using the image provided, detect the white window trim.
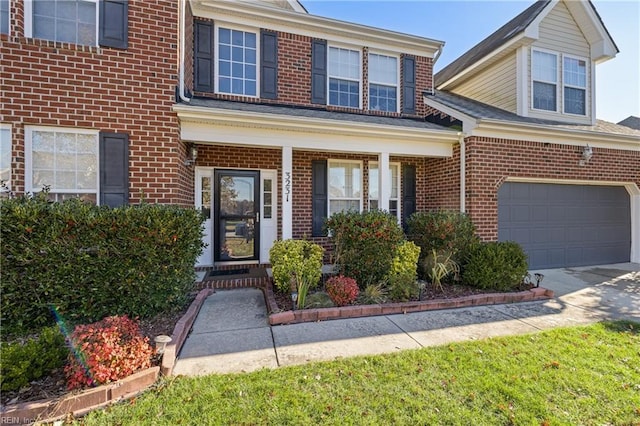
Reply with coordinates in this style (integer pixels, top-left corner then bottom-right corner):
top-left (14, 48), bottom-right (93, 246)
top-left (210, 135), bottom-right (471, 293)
top-left (24, 126), bottom-right (100, 202)
top-left (0, 123), bottom-right (11, 193)
top-left (24, 0), bottom-right (99, 46)
top-left (327, 44), bottom-right (363, 110)
top-left (531, 47), bottom-right (560, 113)
top-left (562, 53), bottom-right (589, 117)
top-left (213, 22), bottom-right (260, 98)
top-left (327, 159), bottom-right (363, 216)
top-left (368, 161), bottom-right (401, 221)
top-left (367, 52), bottom-right (400, 113)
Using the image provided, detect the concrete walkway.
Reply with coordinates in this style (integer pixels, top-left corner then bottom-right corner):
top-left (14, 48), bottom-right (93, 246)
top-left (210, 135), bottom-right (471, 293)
top-left (173, 263), bottom-right (639, 376)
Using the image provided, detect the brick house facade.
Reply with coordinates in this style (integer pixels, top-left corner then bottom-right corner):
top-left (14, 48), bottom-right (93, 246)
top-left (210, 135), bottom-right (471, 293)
top-left (2, 0), bottom-right (638, 269)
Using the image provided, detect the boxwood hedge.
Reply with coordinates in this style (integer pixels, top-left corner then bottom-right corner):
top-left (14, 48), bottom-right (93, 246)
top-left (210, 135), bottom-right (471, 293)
top-left (1, 191), bottom-right (204, 337)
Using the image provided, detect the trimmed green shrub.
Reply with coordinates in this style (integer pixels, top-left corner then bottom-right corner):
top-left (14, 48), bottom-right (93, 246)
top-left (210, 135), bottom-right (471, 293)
top-left (0, 326), bottom-right (69, 392)
top-left (387, 241), bottom-right (421, 302)
top-left (269, 239), bottom-right (324, 309)
top-left (304, 292), bottom-right (335, 309)
top-left (325, 210), bottom-right (404, 288)
top-left (407, 211), bottom-right (479, 278)
top-left (1, 191), bottom-right (205, 337)
top-left (463, 241), bottom-right (529, 291)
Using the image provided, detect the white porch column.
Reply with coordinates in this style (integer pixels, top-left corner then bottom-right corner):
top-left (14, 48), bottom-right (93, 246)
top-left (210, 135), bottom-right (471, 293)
top-left (378, 152), bottom-right (390, 212)
top-left (282, 145), bottom-right (293, 240)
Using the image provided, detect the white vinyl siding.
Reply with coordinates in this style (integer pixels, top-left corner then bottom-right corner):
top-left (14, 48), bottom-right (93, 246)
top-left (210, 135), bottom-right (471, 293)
top-left (528, 1), bottom-right (591, 123)
top-left (453, 55), bottom-right (517, 113)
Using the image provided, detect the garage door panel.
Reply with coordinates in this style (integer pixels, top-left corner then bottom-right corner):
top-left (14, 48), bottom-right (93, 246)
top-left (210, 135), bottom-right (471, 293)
top-left (498, 183), bottom-right (630, 269)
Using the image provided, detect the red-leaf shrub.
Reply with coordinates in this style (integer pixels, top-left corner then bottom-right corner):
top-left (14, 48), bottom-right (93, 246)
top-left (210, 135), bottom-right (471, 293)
top-left (325, 275), bottom-right (359, 307)
top-left (65, 315), bottom-right (154, 390)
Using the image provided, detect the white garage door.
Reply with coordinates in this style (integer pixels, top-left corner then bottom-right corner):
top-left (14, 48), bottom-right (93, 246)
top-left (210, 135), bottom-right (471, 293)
top-left (498, 182), bottom-right (631, 269)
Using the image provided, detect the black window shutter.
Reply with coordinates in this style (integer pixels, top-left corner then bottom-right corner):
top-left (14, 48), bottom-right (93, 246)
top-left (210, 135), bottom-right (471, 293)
top-left (312, 160), bottom-right (328, 236)
top-left (402, 55), bottom-right (416, 114)
top-left (194, 20), bottom-right (214, 93)
top-left (99, 0), bottom-right (128, 49)
top-left (401, 164), bottom-right (416, 231)
top-left (99, 132), bottom-right (129, 208)
top-left (261, 30), bottom-right (278, 99)
top-left (311, 39), bottom-right (327, 105)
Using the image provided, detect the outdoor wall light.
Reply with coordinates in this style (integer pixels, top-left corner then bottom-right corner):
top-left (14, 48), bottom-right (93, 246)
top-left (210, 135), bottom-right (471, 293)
top-left (154, 335), bottom-right (172, 354)
top-left (579, 144), bottom-right (593, 166)
top-left (184, 145), bottom-right (198, 166)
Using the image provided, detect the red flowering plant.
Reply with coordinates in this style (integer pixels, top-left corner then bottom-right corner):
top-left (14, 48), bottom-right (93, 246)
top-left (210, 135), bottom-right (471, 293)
top-left (325, 275), bottom-right (359, 307)
top-left (65, 315), bottom-right (154, 390)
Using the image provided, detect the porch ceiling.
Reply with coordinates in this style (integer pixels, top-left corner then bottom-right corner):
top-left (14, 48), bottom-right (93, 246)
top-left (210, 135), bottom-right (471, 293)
top-left (173, 101), bottom-right (459, 158)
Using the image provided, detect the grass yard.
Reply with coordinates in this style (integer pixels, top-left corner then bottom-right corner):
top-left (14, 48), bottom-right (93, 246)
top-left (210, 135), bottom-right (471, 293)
top-left (79, 321), bottom-right (639, 425)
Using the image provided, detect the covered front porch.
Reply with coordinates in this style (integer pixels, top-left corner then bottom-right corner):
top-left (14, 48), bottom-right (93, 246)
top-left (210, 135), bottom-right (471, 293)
top-left (174, 99), bottom-right (460, 267)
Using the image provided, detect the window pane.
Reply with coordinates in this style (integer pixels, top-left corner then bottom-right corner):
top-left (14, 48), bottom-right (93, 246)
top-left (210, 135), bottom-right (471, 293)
top-left (33, 0), bottom-right (96, 45)
top-left (219, 77), bottom-right (231, 93)
top-left (33, 16), bottom-right (55, 39)
top-left (217, 27), bottom-right (257, 96)
top-left (219, 45), bottom-right (231, 61)
top-left (218, 28), bottom-right (230, 44)
top-left (329, 200), bottom-right (359, 215)
top-left (369, 54), bottom-right (397, 85)
top-left (329, 47), bottom-right (361, 81)
top-left (533, 81), bottom-right (556, 111)
top-left (329, 161), bottom-right (361, 198)
top-left (34, 0), bottom-right (55, 16)
top-left (564, 87), bottom-right (585, 115)
top-left (533, 50), bottom-right (557, 82)
top-left (369, 83), bottom-right (397, 112)
top-left (1, 0), bottom-right (9, 35)
top-left (564, 57), bottom-right (586, 88)
top-left (0, 128), bottom-right (10, 187)
top-left (329, 78), bottom-right (359, 108)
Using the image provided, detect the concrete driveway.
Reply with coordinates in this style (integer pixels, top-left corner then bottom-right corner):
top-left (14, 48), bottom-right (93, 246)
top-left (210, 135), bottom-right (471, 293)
top-left (173, 263), bottom-right (639, 376)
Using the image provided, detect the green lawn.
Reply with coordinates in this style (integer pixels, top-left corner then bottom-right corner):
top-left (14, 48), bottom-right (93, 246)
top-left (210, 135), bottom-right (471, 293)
top-left (79, 321), bottom-right (639, 425)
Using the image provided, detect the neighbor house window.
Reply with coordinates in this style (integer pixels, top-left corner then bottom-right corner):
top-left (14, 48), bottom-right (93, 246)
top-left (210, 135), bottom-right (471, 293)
top-left (26, 127), bottom-right (98, 203)
top-left (532, 49), bottom-right (558, 112)
top-left (328, 47), bottom-right (361, 108)
top-left (563, 56), bottom-right (587, 115)
top-left (368, 162), bottom-right (400, 220)
top-left (0, 0), bottom-right (9, 35)
top-left (26, 0), bottom-right (97, 45)
top-left (368, 53), bottom-right (398, 112)
top-left (217, 27), bottom-right (257, 96)
top-left (0, 126), bottom-right (10, 195)
top-left (328, 160), bottom-right (362, 215)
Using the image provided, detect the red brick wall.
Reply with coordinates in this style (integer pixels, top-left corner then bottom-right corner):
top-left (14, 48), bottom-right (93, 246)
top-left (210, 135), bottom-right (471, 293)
top-left (1, 1), bottom-right (189, 204)
top-left (423, 145), bottom-right (461, 211)
top-left (465, 136), bottom-right (640, 240)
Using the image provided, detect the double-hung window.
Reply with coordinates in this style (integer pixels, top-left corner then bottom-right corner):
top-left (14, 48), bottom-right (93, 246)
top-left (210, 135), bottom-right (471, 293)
top-left (532, 50), bottom-right (558, 112)
top-left (28, 0), bottom-right (97, 45)
top-left (368, 163), bottom-right (400, 220)
top-left (563, 56), bottom-right (587, 115)
top-left (217, 27), bottom-right (257, 97)
top-left (328, 160), bottom-right (362, 215)
top-left (26, 127), bottom-right (99, 203)
top-left (0, 125), bottom-right (10, 196)
top-left (328, 47), bottom-right (361, 108)
top-left (368, 53), bottom-right (398, 112)
top-left (1, 0), bottom-right (9, 35)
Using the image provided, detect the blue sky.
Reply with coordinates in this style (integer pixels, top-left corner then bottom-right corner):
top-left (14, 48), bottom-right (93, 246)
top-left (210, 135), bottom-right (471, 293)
top-left (302, 0), bottom-right (640, 123)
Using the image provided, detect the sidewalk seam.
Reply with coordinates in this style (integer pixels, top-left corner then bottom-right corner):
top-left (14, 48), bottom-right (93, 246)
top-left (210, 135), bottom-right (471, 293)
top-left (383, 315), bottom-right (425, 348)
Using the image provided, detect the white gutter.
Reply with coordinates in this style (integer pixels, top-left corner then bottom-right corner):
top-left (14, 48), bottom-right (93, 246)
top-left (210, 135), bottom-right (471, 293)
top-left (459, 133), bottom-right (466, 214)
top-left (178, 0), bottom-right (191, 103)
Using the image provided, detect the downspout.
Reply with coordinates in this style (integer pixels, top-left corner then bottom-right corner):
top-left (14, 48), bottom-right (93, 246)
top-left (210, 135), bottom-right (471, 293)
top-left (178, 0), bottom-right (191, 103)
top-left (459, 132), bottom-right (466, 214)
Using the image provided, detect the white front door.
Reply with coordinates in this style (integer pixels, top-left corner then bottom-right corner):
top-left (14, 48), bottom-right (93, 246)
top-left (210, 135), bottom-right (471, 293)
top-left (260, 170), bottom-right (278, 263)
top-left (195, 168), bottom-right (214, 267)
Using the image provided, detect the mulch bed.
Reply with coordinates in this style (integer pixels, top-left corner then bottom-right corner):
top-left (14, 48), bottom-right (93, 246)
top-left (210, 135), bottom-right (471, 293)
top-left (1, 294), bottom-right (195, 408)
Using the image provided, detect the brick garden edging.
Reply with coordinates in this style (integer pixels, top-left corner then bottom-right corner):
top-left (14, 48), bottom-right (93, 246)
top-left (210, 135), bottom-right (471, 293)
top-left (0, 288), bottom-right (214, 425)
top-left (268, 286), bottom-right (554, 326)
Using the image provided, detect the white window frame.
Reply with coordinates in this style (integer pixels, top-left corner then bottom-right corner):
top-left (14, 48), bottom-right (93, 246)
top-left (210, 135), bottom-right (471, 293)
top-left (327, 44), bottom-right (363, 109)
top-left (368, 161), bottom-right (401, 222)
top-left (24, 0), bottom-right (99, 46)
top-left (25, 126), bottom-right (100, 203)
top-left (0, 124), bottom-right (11, 194)
top-left (367, 52), bottom-right (400, 113)
top-left (327, 159), bottom-right (363, 216)
top-left (531, 48), bottom-right (559, 113)
top-left (562, 53), bottom-right (588, 117)
top-left (214, 23), bottom-right (260, 98)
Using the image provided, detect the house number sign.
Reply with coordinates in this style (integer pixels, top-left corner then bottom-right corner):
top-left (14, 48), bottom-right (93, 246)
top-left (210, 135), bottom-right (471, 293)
top-left (284, 172), bottom-right (291, 202)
